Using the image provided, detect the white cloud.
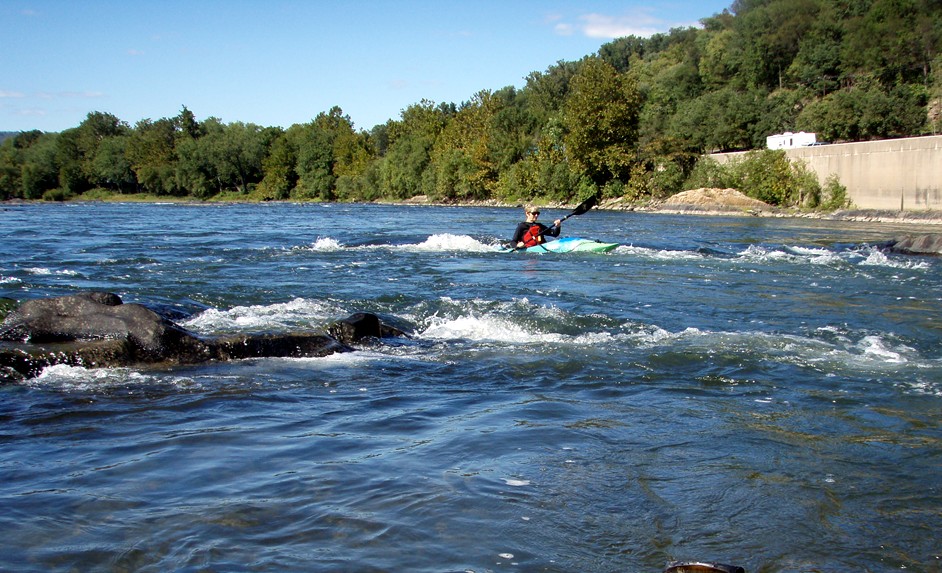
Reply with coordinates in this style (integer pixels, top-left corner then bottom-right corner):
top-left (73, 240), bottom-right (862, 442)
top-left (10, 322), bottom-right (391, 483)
top-left (15, 108), bottom-right (48, 117)
top-left (29, 91), bottom-right (106, 100)
top-left (0, 90), bottom-right (27, 98)
top-left (58, 91), bottom-right (106, 98)
top-left (548, 8), bottom-right (693, 39)
top-left (578, 12), bottom-right (660, 39)
top-left (554, 23), bottom-right (574, 36)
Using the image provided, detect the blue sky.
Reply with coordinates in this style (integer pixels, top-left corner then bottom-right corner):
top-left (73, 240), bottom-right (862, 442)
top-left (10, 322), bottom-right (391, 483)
top-left (2, 0), bottom-right (732, 133)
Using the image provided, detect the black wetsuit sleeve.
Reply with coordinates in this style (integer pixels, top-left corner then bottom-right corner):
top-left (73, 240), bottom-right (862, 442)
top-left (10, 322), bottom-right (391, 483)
top-left (542, 223), bottom-right (560, 238)
top-left (510, 222), bottom-right (529, 244)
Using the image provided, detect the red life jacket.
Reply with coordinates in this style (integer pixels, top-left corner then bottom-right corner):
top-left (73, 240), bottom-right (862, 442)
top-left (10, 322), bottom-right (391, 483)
top-left (522, 225), bottom-right (543, 247)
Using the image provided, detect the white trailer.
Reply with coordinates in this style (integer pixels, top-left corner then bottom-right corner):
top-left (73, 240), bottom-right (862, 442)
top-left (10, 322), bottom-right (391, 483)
top-left (766, 131), bottom-right (817, 149)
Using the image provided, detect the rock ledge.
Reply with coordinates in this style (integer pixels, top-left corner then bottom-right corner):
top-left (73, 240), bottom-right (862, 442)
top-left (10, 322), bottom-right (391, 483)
top-left (0, 292), bottom-right (407, 383)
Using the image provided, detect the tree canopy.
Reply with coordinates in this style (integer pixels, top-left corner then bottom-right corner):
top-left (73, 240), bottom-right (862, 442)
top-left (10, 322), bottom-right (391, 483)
top-left (2, 0), bottom-right (939, 207)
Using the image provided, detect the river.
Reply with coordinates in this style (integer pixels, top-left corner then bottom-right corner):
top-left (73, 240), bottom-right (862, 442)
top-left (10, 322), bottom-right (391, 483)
top-left (1, 202), bottom-right (940, 572)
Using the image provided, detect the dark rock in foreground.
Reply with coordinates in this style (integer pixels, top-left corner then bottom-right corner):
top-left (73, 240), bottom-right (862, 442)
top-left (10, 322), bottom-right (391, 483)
top-left (887, 233), bottom-right (942, 256)
top-left (328, 311), bottom-right (408, 344)
top-left (0, 292), bottom-right (408, 383)
top-left (0, 292), bottom-right (213, 364)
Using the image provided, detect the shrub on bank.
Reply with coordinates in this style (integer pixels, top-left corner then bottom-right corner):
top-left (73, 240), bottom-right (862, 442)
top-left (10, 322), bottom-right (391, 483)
top-left (682, 150), bottom-right (849, 211)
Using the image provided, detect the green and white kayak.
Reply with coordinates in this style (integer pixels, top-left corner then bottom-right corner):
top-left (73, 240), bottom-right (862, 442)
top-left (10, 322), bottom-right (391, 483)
top-left (506, 237), bottom-right (619, 254)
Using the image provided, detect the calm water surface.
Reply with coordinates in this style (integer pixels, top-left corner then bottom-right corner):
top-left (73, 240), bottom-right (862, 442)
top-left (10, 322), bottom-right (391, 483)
top-left (1, 203), bottom-right (940, 572)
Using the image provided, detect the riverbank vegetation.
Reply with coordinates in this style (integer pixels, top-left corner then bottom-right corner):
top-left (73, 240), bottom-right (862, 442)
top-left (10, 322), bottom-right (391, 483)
top-left (1, 0), bottom-right (939, 209)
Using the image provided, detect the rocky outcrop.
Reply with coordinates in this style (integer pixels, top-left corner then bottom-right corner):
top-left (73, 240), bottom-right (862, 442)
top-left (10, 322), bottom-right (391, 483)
top-left (886, 233), bottom-right (942, 255)
top-left (0, 292), bottom-right (213, 364)
top-left (661, 188), bottom-right (774, 212)
top-left (0, 292), bottom-right (408, 383)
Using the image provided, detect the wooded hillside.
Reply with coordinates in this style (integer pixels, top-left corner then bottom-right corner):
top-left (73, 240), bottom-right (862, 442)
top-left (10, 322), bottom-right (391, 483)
top-left (2, 0), bottom-right (939, 206)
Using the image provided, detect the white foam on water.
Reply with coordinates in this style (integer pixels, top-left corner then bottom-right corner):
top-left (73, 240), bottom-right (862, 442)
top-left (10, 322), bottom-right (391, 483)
top-left (736, 244), bottom-right (856, 268)
top-left (786, 245), bottom-right (843, 265)
top-left (421, 313), bottom-right (537, 343)
top-left (503, 479), bottom-right (530, 487)
top-left (738, 244), bottom-right (793, 262)
top-left (304, 237), bottom-right (344, 251)
top-left (570, 331), bottom-right (620, 345)
top-left (27, 364), bottom-right (185, 390)
top-left (399, 233), bottom-right (498, 253)
top-left (24, 267), bottom-right (80, 276)
top-left (855, 335), bottom-right (909, 363)
top-left (665, 326), bottom-right (934, 380)
top-left (272, 349), bottom-right (392, 367)
top-left (858, 248), bottom-right (931, 270)
top-left (900, 377), bottom-right (942, 397)
top-left (183, 297), bottom-right (339, 333)
top-left (415, 297), bottom-right (678, 349)
top-left (788, 246), bottom-right (832, 257)
top-left (614, 244), bottom-right (704, 260)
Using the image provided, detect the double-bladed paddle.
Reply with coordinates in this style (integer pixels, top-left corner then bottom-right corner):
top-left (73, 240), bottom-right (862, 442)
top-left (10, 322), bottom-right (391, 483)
top-left (541, 194), bottom-right (599, 236)
top-left (508, 194), bottom-right (600, 250)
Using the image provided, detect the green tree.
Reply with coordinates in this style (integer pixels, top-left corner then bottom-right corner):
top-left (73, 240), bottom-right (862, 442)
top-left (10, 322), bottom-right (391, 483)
top-left (256, 130), bottom-right (296, 200)
top-left (175, 119), bottom-right (272, 198)
top-left (380, 134), bottom-right (434, 200)
top-left (380, 100), bottom-right (451, 200)
top-left (699, 28), bottom-right (739, 89)
top-left (0, 131), bottom-right (45, 199)
top-left (787, 17), bottom-right (844, 96)
top-left (90, 135), bottom-right (136, 193)
top-left (842, 0), bottom-right (933, 86)
top-left (127, 117), bottom-right (179, 195)
top-left (0, 140), bottom-right (17, 200)
top-left (524, 60), bottom-right (582, 122)
top-left (316, 107), bottom-right (373, 201)
top-left (19, 134), bottom-right (61, 199)
top-left (214, 121), bottom-right (272, 194)
top-left (173, 121), bottom-right (216, 199)
top-left (429, 90), bottom-right (501, 201)
top-left (487, 86), bottom-right (540, 174)
top-left (670, 87), bottom-right (763, 152)
top-left (798, 74), bottom-right (928, 140)
top-left (562, 57), bottom-right (642, 188)
top-left (929, 53), bottom-right (942, 133)
top-left (291, 121), bottom-right (335, 201)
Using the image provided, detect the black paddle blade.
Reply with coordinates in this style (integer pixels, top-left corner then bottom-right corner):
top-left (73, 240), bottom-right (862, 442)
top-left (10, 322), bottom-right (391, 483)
top-left (569, 194), bottom-right (598, 216)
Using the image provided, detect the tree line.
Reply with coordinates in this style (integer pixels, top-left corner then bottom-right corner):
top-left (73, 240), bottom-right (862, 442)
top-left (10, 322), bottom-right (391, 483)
top-left (1, 0), bottom-right (939, 208)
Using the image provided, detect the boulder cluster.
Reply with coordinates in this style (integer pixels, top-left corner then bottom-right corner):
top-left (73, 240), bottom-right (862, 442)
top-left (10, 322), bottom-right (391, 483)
top-left (0, 292), bottom-right (407, 383)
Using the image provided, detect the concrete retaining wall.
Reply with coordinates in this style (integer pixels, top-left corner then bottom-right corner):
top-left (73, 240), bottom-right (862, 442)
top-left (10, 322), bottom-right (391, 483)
top-left (710, 135), bottom-right (942, 210)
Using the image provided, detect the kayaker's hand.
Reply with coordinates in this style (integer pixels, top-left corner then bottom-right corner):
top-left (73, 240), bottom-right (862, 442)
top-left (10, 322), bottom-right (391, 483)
top-left (516, 241), bottom-right (525, 248)
top-left (553, 219), bottom-right (561, 227)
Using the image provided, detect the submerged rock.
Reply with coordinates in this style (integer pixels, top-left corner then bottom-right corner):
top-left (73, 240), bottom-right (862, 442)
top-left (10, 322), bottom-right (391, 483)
top-left (0, 292), bottom-right (407, 383)
top-left (212, 332), bottom-right (350, 361)
top-left (328, 312), bottom-right (409, 344)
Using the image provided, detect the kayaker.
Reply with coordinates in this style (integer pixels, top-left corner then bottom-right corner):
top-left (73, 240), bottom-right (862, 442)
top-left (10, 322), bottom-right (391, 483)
top-left (511, 205), bottom-right (562, 248)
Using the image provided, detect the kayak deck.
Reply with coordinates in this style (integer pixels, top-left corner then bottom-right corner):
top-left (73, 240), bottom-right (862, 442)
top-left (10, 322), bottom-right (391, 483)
top-left (506, 237), bottom-right (619, 254)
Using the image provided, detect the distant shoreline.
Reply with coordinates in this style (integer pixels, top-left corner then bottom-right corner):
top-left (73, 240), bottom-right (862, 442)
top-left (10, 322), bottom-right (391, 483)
top-left (5, 196), bottom-right (942, 226)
